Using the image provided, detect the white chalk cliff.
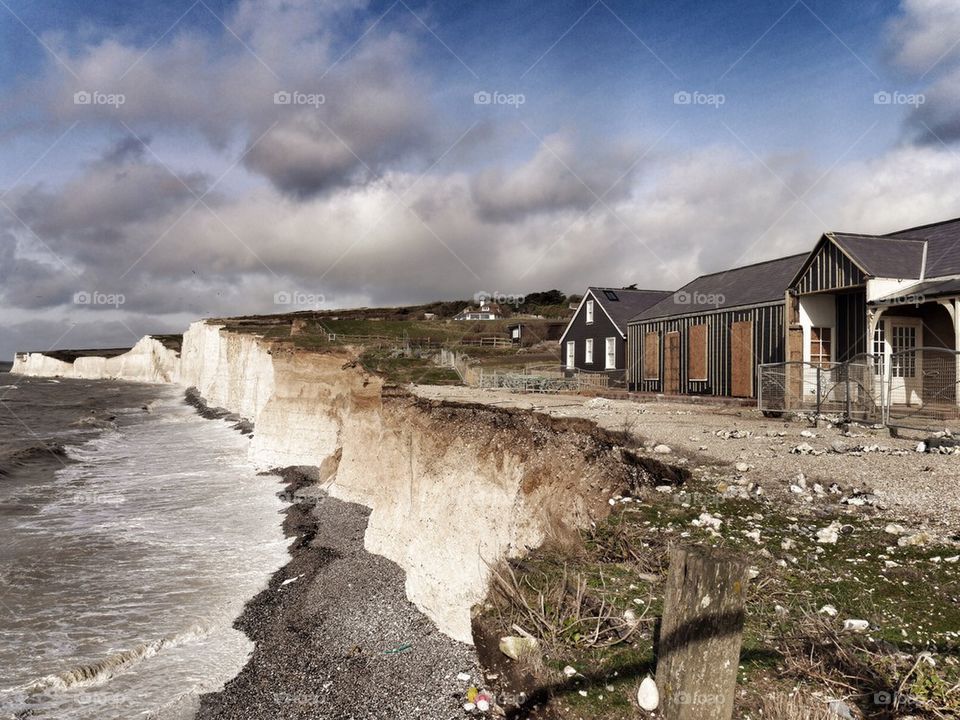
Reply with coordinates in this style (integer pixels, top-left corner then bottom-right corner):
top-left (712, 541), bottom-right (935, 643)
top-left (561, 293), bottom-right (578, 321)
top-left (13, 321), bottom-right (627, 643)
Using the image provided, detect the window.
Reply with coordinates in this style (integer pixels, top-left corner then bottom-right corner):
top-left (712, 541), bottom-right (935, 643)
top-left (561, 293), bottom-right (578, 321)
top-left (872, 323), bottom-right (885, 376)
top-left (643, 332), bottom-right (659, 379)
top-left (585, 338), bottom-right (594, 363)
top-left (891, 325), bottom-right (917, 378)
top-left (605, 337), bottom-right (617, 370)
top-left (688, 324), bottom-right (708, 381)
top-left (603, 290), bottom-right (619, 301)
top-left (810, 327), bottom-right (832, 368)
top-left (585, 300), bottom-right (594, 324)
top-left (566, 340), bottom-right (575, 369)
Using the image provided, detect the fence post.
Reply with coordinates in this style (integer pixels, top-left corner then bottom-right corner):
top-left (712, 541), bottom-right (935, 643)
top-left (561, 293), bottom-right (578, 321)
top-left (845, 366), bottom-right (852, 422)
top-left (656, 545), bottom-right (749, 720)
top-left (815, 366), bottom-right (822, 427)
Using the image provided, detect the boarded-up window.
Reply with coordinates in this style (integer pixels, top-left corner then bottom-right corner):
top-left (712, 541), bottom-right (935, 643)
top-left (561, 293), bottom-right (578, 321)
top-left (731, 320), bottom-right (754, 397)
top-left (643, 332), bottom-right (659, 379)
top-left (688, 324), bottom-right (708, 380)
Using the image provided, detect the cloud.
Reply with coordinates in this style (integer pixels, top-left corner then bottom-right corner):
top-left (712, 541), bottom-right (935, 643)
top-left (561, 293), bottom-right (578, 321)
top-left (470, 133), bottom-right (641, 222)
top-left (886, 0), bottom-right (960, 144)
top-left (886, 0), bottom-right (960, 75)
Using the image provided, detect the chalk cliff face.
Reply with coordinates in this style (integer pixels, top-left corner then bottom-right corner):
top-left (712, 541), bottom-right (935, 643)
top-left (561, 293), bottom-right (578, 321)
top-left (13, 321), bottom-right (637, 643)
top-left (12, 336), bottom-right (180, 383)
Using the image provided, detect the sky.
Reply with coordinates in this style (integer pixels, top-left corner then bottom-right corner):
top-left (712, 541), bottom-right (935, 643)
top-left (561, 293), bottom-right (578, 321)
top-left (1, 0), bottom-right (960, 359)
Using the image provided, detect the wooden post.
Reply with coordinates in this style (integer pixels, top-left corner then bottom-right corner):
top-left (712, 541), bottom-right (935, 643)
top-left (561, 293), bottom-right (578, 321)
top-left (656, 545), bottom-right (749, 720)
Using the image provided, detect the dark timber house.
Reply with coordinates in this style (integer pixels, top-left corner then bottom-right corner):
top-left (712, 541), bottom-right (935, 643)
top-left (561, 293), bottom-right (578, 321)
top-left (560, 287), bottom-right (672, 383)
top-left (627, 256), bottom-right (806, 397)
top-left (627, 216), bottom-right (960, 402)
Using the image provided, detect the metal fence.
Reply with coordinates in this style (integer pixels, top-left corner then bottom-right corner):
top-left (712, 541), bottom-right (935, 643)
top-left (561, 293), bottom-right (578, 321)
top-left (886, 347), bottom-right (960, 432)
top-left (478, 365), bottom-right (615, 393)
top-left (758, 356), bottom-right (882, 422)
top-left (760, 348), bottom-right (960, 432)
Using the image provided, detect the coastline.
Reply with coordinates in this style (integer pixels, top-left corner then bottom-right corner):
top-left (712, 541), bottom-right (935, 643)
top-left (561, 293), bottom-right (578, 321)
top-left (195, 467), bottom-right (480, 720)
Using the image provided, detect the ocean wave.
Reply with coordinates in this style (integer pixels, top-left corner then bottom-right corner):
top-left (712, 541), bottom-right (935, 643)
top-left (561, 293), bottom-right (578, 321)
top-left (0, 443), bottom-right (68, 477)
top-left (17, 625), bottom-right (212, 693)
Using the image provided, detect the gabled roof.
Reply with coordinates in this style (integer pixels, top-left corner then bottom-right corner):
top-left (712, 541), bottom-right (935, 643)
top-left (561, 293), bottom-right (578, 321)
top-left (828, 233), bottom-right (926, 279)
top-left (631, 254), bottom-right (807, 323)
top-left (587, 287), bottom-right (673, 332)
top-left (560, 287), bottom-right (672, 341)
top-left (886, 216), bottom-right (960, 277)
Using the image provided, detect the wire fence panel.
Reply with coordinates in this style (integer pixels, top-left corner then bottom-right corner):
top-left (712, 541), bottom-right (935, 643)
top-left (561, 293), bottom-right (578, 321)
top-left (886, 348), bottom-right (960, 432)
top-left (758, 359), bottom-right (881, 422)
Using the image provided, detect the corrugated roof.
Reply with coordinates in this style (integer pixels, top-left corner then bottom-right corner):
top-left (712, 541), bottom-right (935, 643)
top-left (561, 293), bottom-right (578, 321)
top-left (587, 287), bottom-right (673, 332)
top-left (630, 254), bottom-right (807, 323)
top-left (828, 233), bottom-right (925, 279)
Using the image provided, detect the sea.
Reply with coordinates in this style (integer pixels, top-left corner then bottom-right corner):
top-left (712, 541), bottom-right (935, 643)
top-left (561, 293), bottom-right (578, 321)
top-left (0, 374), bottom-right (290, 719)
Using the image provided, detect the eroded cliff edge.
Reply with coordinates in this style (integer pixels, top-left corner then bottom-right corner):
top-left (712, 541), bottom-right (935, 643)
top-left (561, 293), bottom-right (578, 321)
top-left (13, 321), bottom-right (654, 644)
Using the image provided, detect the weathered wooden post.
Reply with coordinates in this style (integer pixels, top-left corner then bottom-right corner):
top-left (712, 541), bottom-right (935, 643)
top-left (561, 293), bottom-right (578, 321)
top-left (656, 545), bottom-right (749, 720)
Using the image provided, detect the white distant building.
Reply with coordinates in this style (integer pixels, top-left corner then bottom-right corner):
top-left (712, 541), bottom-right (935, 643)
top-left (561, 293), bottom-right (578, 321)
top-left (453, 301), bottom-right (502, 321)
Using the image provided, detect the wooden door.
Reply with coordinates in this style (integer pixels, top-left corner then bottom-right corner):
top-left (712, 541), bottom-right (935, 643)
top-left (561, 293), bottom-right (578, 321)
top-left (664, 331), bottom-right (680, 394)
top-left (731, 321), bottom-right (754, 397)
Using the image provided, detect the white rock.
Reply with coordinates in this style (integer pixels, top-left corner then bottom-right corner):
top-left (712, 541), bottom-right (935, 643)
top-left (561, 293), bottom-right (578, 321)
top-left (735, 462), bottom-right (751, 473)
top-left (843, 619), bottom-right (869, 633)
top-left (476, 698), bottom-right (490, 711)
top-left (945, 555), bottom-right (959, 563)
top-left (457, 672), bottom-right (472, 682)
top-left (819, 604), bottom-right (838, 617)
top-left (816, 521), bottom-right (841, 545)
top-left (655, 485), bottom-right (673, 493)
top-left (884, 523), bottom-right (907, 535)
top-left (898, 532), bottom-right (932, 547)
top-left (463, 702), bottom-right (476, 711)
top-left (916, 442), bottom-right (927, 453)
top-left (781, 538), bottom-right (795, 551)
top-left (653, 444), bottom-right (672, 454)
top-left (563, 665), bottom-right (577, 677)
top-left (578, 690), bottom-right (588, 697)
top-left (498, 635), bottom-right (539, 660)
top-left (637, 676), bottom-right (659, 711)
top-left (747, 567), bottom-right (760, 579)
top-left (743, 529), bottom-right (761, 544)
top-left (800, 430), bottom-right (816, 438)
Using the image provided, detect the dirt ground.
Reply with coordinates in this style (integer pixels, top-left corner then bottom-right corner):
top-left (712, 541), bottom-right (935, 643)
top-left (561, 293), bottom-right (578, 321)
top-left (411, 386), bottom-right (960, 530)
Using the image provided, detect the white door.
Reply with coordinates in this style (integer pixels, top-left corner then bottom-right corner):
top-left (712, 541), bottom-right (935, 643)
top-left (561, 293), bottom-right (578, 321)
top-left (888, 319), bottom-right (922, 405)
top-left (566, 340), bottom-right (575, 369)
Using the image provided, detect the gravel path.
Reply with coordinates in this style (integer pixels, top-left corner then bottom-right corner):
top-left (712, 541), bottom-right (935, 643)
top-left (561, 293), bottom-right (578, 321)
top-left (196, 475), bottom-right (479, 720)
top-left (412, 385), bottom-right (960, 529)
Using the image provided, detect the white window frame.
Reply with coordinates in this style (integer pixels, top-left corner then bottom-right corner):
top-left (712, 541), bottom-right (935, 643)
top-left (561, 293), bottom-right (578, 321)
top-left (585, 300), bottom-right (594, 324)
top-left (605, 337), bottom-right (617, 370)
top-left (566, 340), bottom-right (575, 369)
top-left (585, 338), bottom-right (594, 364)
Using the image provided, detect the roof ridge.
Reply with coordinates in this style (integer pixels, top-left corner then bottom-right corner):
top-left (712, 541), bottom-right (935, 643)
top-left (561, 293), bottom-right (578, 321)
top-left (682, 252), bottom-right (807, 284)
top-left (588, 286), bottom-right (672, 292)
top-left (830, 231), bottom-right (927, 244)
top-left (882, 215), bottom-right (960, 237)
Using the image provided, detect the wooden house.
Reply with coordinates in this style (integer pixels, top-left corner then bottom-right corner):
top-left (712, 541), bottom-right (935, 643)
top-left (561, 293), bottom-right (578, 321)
top-left (560, 287), bottom-right (672, 382)
top-left (627, 256), bottom-right (805, 397)
top-left (627, 215), bottom-right (960, 402)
